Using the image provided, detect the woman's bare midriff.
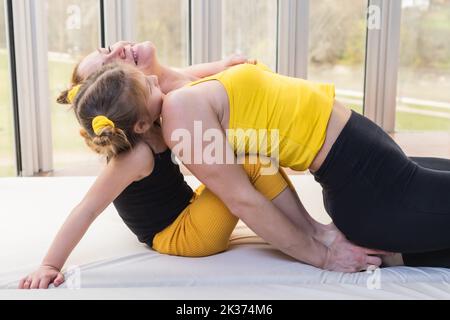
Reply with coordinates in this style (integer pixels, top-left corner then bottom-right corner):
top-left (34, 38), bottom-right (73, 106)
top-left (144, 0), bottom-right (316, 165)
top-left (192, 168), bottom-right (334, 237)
top-left (309, 100), bottom-right (352, 173)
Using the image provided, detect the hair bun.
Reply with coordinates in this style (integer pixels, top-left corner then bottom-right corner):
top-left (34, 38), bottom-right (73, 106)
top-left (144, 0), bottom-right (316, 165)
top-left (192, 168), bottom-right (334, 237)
top-left (80, 126), bottom-right (131, 159)
top-left (57, 89), bottom-right (70, 105)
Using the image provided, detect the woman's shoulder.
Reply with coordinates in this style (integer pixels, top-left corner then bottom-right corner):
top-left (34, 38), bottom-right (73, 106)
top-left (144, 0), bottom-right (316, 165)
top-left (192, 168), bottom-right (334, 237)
top-left (162, 86), bottom-right (204, 113)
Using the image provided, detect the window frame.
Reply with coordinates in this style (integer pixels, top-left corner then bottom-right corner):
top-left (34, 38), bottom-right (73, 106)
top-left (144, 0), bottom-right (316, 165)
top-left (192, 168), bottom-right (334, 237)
top-left (277, 0), bottom-right (309, 78)
top-left (8, 0), bottom-right (53, 176)
top-left (364, 0), bottom-right (402, 132)
top-left (190, 0), bottom-right (221, 64)
top-left (102, 0), bottom-right (134, 45)
top-left (4, 0), bottom-right (20, 175)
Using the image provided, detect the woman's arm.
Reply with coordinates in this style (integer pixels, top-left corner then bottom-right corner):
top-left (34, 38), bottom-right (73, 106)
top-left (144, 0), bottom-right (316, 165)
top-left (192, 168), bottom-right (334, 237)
top-left (19, 144), bottom-right (154, 289)
top-left (272, 188), bottom-right (392, 270)
top-left (181, 53), bottom-right (254, 79)
top-left (278, 182), bottom-right (393, 260)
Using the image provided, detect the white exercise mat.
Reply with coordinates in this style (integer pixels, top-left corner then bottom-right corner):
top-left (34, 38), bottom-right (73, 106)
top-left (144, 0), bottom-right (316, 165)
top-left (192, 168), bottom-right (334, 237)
top-left (0, 175), bottom-right (449, 299)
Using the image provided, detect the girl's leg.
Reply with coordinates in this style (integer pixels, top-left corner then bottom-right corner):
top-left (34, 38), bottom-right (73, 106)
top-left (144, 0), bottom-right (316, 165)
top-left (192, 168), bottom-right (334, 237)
top-left (152, 156), bottom-right (291, 257)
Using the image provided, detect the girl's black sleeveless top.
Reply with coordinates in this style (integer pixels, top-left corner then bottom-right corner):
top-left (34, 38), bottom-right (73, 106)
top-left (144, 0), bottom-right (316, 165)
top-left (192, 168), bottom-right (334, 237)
top-left (112, 147), bottom-right (194, 247)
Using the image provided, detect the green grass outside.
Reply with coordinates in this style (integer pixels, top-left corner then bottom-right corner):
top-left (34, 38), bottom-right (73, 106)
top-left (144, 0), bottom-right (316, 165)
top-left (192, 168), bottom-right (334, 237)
top-left (396, 111), bottom-right (450, 131)
top-left (48, 59), bottom-right (91, 153)
top-left (0, 49), bottom-right (14, 176)
top-left (403, 103), bottom-right (450, 115)
top-left (0, 166), bottom-right (15, 176)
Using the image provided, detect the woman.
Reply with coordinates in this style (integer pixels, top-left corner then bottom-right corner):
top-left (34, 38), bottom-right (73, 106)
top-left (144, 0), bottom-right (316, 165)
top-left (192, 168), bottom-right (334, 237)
top-left (19, 42), bottom-right (379, 290)
top-left (157, 60), bottom-right (450, 269)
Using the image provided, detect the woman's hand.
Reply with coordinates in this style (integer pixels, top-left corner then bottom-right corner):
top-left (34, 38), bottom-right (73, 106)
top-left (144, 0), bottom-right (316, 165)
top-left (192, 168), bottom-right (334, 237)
top-left (323, 232), bottom-right (385, 272)
top-left (313, 222), bottom-right (341, 247)
top-left (18, 265), bottom-right (65, 289)
top-left (222, 53), bottom-right (257, 69)
top-left (317, 223), bottom-right (394, 272)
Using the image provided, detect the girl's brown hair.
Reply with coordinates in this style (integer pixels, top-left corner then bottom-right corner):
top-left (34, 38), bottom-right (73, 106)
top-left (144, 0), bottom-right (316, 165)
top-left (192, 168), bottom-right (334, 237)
top-left (58, 62), bottom-right (151, 159)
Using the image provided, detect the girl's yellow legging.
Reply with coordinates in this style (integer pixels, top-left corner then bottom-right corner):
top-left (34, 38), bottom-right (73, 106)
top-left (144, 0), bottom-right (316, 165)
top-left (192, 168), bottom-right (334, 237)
top-left (152, 157), bottom-right (295, 257)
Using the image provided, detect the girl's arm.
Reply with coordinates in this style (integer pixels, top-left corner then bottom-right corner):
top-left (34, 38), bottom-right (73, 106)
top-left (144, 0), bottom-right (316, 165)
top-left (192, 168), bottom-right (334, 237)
top-left (180, 53), bottom-right (255, 79)
top-left (19, 144), bottom-right (154, 289)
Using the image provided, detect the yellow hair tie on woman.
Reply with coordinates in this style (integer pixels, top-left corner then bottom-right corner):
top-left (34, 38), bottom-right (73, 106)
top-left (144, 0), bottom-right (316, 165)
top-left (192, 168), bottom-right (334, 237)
top-left (92, 115), bottom-right (115, 136)
top-left (67, 84), bottom-right (82, 104)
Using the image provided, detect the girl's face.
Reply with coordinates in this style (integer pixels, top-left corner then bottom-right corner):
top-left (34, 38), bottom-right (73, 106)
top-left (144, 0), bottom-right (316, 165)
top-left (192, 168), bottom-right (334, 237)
top-left (142, 74), bottom-right (164, 123)
top-left (78, 41), bottom-right (157, 79)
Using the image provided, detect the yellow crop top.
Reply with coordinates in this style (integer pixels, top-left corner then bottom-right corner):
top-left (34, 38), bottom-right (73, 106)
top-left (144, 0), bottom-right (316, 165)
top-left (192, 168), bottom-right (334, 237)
top-left (187, 62), bottom-right (335, 171)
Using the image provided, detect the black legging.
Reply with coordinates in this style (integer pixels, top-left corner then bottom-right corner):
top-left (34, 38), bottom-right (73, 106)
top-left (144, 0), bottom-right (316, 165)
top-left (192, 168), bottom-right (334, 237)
top-left (401, 157), bottom-right (450, 267)
top-left (312, 111), bottom-right (450, 268)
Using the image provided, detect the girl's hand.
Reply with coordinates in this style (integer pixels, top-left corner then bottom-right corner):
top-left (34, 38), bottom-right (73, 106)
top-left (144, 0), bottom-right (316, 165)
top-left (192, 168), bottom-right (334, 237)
top-left (318, 223), bottom-right (395, 272)
top-left (18, 265), bottom-right (65, 289)
top-left (222, 53), bottom-right (257, 69)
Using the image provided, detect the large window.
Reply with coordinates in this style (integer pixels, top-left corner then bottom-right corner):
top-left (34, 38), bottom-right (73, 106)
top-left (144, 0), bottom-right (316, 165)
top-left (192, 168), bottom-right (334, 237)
top-left (308, 0), bottom-right (368, 114)
top-left (222, 0), bottom-right (278, 71)
top-left (396, 0), bottom-right (450, 131)
top-left (0, 1), bottom-right (15, 176)
top-left (46, 0), bottom-right (103, 174)
top-left (133, 0), bottom-right (189, 68)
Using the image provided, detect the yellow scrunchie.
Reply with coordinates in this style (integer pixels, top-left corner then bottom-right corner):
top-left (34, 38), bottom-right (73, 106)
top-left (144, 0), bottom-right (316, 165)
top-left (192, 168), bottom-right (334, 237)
top-left (67, 84), bottom-right (81, 104)
top-left (92, 116), bottom-right (115, 136)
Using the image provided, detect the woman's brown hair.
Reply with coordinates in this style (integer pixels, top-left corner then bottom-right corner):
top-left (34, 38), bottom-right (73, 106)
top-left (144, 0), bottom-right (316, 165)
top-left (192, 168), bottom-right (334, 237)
top-left (58, 62), bottom-right (152, 159)
top-left (56, 62), bottom-right (83, 105)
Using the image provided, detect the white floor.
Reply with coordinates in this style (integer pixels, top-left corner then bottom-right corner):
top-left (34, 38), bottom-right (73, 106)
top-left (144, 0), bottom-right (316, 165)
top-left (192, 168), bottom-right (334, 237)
top-left (0, 175), bottom-right (449, 299)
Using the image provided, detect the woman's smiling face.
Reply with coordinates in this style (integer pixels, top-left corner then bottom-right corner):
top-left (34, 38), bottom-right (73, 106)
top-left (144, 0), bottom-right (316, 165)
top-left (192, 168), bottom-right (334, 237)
top-left (77, 41), bottom-right (158, 80)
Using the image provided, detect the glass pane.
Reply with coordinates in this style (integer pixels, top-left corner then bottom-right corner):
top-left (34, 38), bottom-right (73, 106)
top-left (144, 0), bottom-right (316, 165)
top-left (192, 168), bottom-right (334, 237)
top-left (133, 0), bottom-right (189, 68)
top-left (46, 0), bottom-right (103, 174)
top-left (308, 0), bottom-right (368, 114)
top-left (222, 0), bottom-right (278, 71)
top-left (0, 1), bottom-right (16, 176)
top-left (396, 0), bottom-right (450, 131)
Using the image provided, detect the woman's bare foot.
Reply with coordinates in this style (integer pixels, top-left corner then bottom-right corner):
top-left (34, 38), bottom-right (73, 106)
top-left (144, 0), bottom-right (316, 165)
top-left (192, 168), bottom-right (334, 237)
top-left (382, 253), bottom-right (405, 267)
